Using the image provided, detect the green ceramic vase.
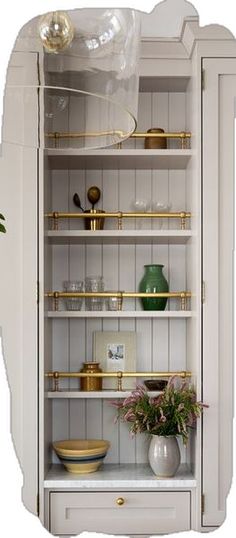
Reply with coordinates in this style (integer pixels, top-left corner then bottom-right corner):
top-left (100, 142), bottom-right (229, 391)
top-left (139, 264), bottom-right (169, 311)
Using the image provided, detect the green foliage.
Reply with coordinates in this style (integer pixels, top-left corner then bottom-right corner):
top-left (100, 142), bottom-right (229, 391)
top-left (113, 378), bottom-right (207, 445)
top-left (0, 213), bottom-right (6, 233)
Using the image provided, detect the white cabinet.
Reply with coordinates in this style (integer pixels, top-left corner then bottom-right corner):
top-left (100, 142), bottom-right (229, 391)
top-left (0, 2), bottom-right (235, 535)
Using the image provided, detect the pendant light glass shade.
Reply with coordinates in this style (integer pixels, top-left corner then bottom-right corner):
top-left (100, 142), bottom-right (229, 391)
top-left (44, 9), bottom-right (141, 149)
top-left (4, 8), bottom-right (140, 150)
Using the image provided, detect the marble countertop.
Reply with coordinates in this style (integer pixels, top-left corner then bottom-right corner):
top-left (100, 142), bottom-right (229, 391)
top-left (44, 463), bottom-right (196, 489)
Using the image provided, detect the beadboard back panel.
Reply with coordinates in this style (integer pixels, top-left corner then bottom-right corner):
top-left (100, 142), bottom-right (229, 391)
top-left (45, 90), bottom-right (190, 465)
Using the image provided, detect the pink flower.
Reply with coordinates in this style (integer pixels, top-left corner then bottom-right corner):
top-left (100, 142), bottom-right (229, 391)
top-left (123, 385), bottom-right (146, 406)
top-left (123, 409), bottom-right (136, 422)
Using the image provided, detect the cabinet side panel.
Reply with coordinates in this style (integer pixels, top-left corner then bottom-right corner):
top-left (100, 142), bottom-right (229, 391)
top-left (202, 58), bottom-right (235, 527)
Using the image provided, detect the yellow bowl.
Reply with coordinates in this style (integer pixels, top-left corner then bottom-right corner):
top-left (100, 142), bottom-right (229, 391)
top-left (53, 439), bottom-right (110, 474)
top-left (53, 439), bottom-right (109, 456)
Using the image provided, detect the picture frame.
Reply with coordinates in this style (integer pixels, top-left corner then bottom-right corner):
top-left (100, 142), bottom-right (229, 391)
top-left (93, 331), bottom-right (136, 390)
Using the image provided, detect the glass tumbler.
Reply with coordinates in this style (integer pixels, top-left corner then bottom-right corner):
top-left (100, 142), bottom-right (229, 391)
top-left (63, 280), bottom-right (83, 311)
top-left (85, 276), bottom-right (104, 311)
top-left (105, 292), bottom-right (123, 311)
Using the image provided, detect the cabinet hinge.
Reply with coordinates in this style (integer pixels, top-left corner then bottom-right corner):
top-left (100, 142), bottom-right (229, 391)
top-left (37, 494), bottom-right (40, 516)
top-left (201, 281), bottom-right (206, 304)
top-left (201, 69), bottom-right (205, 91)
top-left (201, 494), bottom-right (205, 514)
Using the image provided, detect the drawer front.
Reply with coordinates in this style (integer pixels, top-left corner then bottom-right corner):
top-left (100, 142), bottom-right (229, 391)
top-left (50, 491), bottom-right (191, 535)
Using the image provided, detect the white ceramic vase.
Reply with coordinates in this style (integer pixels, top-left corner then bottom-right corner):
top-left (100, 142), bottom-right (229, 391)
top-left (148, 435), bottom-right (181, 477)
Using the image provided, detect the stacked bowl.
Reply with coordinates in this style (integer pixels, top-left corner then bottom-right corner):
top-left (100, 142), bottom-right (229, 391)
top-left (53, 439), bottom-right (110, 474)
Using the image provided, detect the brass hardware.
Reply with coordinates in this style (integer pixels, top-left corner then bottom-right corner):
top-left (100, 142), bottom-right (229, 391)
top-left (53, 292), bottom-right (59, 311)
top-left (180, 293), bottom-right (187, 311)
top-left (53, 371), bottom-right (60, 392)
top-left (46, 130), bottom-right (191, 143)
top-left (118, 212), bottom-right (123, 230)
top-left (117, 295), bottom-right (123, 311)
top-left (52, 211), bottom-right (59, 231)
top-left (46, 371), bottom-right (191, 379)
top-left (45, 212), bottom-right (191, 218)
top-left (201, 494), bottom-right (205, 514)
top-left (116, 497), bottom-right (125, 506)
top-left (180, 212), bottom-right (188, 230)
top-left (132, 131), bottom-right (191, 141)
top-left (46, 290), bottom-right (191, 311)
top-left (46, 210), bottom-right (191, 233)
top-left (117, 371), bottom-right (123, 391)
top-left (47, 130), bottom-right (126, 140)
top-left (46, 370), bottom-right (192, 392)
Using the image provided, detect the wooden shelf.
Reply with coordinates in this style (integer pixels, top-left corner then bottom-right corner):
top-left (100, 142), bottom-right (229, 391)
top-left (46, 310), bottom-right (192, 319)
top-left (44, 463), bottom-right (196, 489)
top-left (46, 149), bottom-right (192, 170)
top-left (46, 230), bottom-right (193, 245)
top-left (46, 389), bottom-right (162, 399)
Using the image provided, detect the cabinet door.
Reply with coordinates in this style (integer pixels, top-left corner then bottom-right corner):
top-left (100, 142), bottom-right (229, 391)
top-left (0, 52), bottom-right (39, 515)
top-left (202, 58), bottom-right (235, 527)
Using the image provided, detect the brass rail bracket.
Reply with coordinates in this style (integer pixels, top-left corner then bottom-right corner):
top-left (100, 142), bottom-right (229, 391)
top-left (46, 370), bottom-right (192, 393)
top-left (46, 290), bottom-right (191, 312)
top-left (46, 130), bottom-right (191, 150)
top-left (45, 210), bottom-right (191, 231)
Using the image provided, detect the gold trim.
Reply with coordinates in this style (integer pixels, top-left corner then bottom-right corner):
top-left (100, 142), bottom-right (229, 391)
top-left (46, 370), bottom-right (192, 392)
top-left (45, 211), bottom-right (191, 219)
top-left (46, 131), bottom-right (191, 140)
top-left (45, 291), bottom-right (191, 298)
top-left (45, 210), bottom-right (191, 231)
top-left (46, 370), bottom-right (191, 378)
top-left (46, 290), bottom-right (191, 312)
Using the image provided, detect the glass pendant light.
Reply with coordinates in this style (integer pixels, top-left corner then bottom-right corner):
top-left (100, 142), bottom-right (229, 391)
top-left (4, 8), bottom-right (141, 150)
top-left (43, 8), bottom-right (141, 149)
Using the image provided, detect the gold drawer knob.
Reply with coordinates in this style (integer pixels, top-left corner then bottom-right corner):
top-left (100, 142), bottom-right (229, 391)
top-left (116, 497), bottom-right (125, 506)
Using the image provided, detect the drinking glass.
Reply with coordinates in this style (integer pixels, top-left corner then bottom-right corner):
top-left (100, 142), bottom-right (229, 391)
top-left (151, 202), bottom-right (172, 229)
top-left (105, 292), bottom-right (123, 311)
top-left (131, 199), bottom-right (151, 229)
top-left (63, 280), bottom-right (83, 311)
top-left (85, 276), bottom-right (104, 311)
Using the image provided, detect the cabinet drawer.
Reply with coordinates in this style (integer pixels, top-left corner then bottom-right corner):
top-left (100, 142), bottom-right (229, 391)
top-left (50, 491), bottom-right (191, 535)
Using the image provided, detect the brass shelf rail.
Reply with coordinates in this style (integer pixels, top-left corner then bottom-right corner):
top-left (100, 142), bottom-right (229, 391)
top-left (46, 370), bottom-right (192, 392)
top-left (46, 130), bottom-right (191, 149)
top-left (45, 210), bottom-right (191, 230)
top-left (45, 290), bottom-right (191, 311)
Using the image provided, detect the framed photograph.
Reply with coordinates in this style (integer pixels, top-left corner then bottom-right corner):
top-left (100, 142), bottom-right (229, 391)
top-left (93, 331), bottom-right (136, 390)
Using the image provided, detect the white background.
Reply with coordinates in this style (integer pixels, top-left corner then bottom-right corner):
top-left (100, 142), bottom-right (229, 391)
top-left (0, 1), bottom-right (236, 537)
